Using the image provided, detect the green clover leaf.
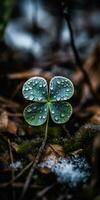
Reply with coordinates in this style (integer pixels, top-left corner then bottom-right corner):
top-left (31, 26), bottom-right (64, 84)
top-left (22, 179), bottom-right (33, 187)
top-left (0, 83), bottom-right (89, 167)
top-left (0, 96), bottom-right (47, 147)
top-left (22, 76), bottom-right (74, 126)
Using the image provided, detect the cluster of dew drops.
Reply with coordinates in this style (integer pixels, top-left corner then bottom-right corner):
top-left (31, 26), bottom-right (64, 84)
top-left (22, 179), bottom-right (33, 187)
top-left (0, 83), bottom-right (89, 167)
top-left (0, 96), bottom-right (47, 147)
top-left (50, 78), bottom-right (72, 101)
top-left (23, 78), bottom-right (47, 101)
top-left (26, 104), bottom-right (47, 122)
top-left (23, 77), bottom-right (73, 123)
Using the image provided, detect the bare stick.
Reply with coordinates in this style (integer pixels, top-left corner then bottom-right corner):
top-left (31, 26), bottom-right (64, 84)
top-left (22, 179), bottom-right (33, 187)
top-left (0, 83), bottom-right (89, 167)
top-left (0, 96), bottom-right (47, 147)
top-left (8, 139), bottom-right (16, 200)
top-left (61, 1), bottom-right (100, 102)
top-left (19, 115), bottom-right (49, 200)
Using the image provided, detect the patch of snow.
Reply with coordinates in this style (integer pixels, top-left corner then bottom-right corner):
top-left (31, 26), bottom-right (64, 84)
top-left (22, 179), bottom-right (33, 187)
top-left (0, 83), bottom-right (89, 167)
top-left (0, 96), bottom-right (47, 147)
top-left (39, 155), bottom-right (90, 187)
top-left (10, 160), bottom-right (23, 170)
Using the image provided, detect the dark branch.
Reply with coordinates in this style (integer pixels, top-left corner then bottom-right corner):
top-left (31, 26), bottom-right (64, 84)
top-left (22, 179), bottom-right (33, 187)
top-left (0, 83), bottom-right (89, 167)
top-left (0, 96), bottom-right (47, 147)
top-left (61, 0), bottom-right (100, 102)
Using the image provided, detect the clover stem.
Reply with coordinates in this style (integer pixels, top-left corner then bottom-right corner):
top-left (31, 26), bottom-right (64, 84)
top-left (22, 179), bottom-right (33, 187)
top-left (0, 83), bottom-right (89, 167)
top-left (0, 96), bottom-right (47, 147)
top-left (19, 115), bottom-right (49, 200)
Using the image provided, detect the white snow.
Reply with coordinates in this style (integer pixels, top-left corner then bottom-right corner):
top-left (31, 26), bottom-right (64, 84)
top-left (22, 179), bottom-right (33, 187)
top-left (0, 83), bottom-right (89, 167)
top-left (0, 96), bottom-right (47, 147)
top-left (39, 155), bottom-right (90, 187)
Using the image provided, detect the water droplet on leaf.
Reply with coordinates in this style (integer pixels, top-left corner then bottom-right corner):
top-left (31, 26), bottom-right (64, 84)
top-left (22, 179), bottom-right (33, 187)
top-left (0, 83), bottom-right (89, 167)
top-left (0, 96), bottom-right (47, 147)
top-left (39, 116), bottom-right (42, 119)
top-left (29, 95), bottom-right (34, 100)
top-left (66, 88), bottom-right (70, 92)
top-left (57, 97), bottom-right (61, 101)
top-left (25, 87), bottom-right (29, 91)
top-left (27, 108), bottom-right (32, 112)
top-left (57, 80), bottom-right (60, 84)
top-left (61, 113), bottom-right (65, 117)
top-left (39, 84), bottom-right (43, 88)
top-left (55, 116), bottom-right (59, 121)
top-left (51, 110), bottom-right (55, 114)
top-left (38, 97), bottom-right (42, 101)
top-left (43, 115), bottom-right (46, 119)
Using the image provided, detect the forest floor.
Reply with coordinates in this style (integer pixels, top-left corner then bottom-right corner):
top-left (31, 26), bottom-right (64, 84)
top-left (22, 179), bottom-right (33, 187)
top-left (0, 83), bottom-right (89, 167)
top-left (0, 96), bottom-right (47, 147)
top-left (0, 1), bottom-right (100, 200)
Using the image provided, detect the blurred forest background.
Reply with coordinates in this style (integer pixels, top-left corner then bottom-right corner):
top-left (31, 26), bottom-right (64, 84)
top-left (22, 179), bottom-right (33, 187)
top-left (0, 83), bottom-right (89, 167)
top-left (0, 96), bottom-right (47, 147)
top-left (0, 0), bottom-right (100, 200)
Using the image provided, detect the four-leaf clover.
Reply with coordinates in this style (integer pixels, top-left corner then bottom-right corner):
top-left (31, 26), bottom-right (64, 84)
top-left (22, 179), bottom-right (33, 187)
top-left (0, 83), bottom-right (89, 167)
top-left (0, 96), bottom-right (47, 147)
top-left (22, 76), bottom-right (74, 126)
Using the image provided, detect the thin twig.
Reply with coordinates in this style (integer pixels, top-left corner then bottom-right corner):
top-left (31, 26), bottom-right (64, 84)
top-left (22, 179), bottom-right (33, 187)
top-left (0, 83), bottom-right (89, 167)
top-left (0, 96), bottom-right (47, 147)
top-left (0, 161), bottom-right (33, 188)
top-left (19, 115), bottom-right (49, 200)
top-left (61, 1), bottom-right (100, 102)
top-left (8, 139), bottom-right (16, 200)
top-left (0, 182), bottom-right (42, 189)
top-left (7, 112), bottom-right (23, 117)
top-left (61, 124), bottom-right (70, 138)
top-left (37, 183), bottom-right (56, 197)
top-left (0, 96), bottom-right (20, 108)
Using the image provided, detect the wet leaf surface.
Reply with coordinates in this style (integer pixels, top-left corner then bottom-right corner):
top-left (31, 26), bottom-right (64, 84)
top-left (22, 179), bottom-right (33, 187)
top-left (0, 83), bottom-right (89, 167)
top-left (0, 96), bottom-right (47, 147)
top-left (50, 102), bottom-right (72, 124)
top-left (23, 102), bottom-right (48, 126)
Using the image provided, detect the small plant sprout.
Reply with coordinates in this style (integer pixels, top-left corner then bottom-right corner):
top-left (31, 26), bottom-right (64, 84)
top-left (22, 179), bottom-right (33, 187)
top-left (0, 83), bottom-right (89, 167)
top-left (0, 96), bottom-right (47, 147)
top-left (22, 76), bottom-right (74, 126)
top-left (21, 76), bottom-right (74, 199)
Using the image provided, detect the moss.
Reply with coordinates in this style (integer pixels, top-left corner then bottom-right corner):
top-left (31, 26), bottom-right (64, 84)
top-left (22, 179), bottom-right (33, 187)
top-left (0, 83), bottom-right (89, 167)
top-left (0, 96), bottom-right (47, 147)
top-left (32, 124), bottom-right (62, 140)
top-left (17, 139), bottom-right (41, 154)
top-left (94, 196), bottom-right (100, 200)
top-left (64, 124), bottom-right (100, 153)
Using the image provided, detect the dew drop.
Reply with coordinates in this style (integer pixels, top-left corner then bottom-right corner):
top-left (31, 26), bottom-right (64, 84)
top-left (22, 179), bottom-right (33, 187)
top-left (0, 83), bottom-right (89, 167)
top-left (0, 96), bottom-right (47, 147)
top-left (51, 110), bottom-right (55, 114)
top-left (66, 83), bottom-right (69, 86)
top-left (61, 113), bottom-right (65, 117)
top-left (43, 115), bottom-right (46, 119)
top-left (61, 80), bottom-right (64, 84)
top-left (38, 97), bottom-right (42, 101)
top-left (29, 86), bottom-right (32, 90)
top-left (42, 91), bottom-right (45, 94)
top-left (39, 116), bottom-right (42, 119)
top-left (25, 87), bottom-right (29, 91)
top-left (27, 107), bottom-right (32, 112)
top-left (24, 95), bottom-right (28, 98)
top-left (43, 83), bottom-right (46, 87)
top-left (50, 85), bottom-right (53, 90)
top-left (54, 116), bottom-right (59, 121)
top-left (39, 84), bottom-right (43, 88)
top-left (33, 106), bottom-right (37, 110)
top-left (66, 88), bottom-right (70, 92)
top-left (29, 95), bottom-right (34, 100)
top-left (57, 97), bottom-right (61, 101)
top-left (35, 80), bottom-right (38, 84)
top-left (32, 82), bottom-right (35, 86)
top-left (57, 80), bottom-right (60, 84)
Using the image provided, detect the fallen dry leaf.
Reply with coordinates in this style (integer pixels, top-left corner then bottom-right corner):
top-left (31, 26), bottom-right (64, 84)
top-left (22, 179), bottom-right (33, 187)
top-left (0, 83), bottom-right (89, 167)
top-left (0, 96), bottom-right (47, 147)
top-left (39, 144), bottom-right (65, 174)
top-left (7, 69), bottom-right (52, 80)
top-left (11, 142), bottom-right (19, 152)
top-left (86, 105), bottom-right (100, 124)
top-left (7, 119), bottom-right (17, 134)
top-left (0, 109), bottom-right (18, 134)
top-left (83, 45), bottom-right (100, 91)
top-left (0, 110), bottom-right (8, 130)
